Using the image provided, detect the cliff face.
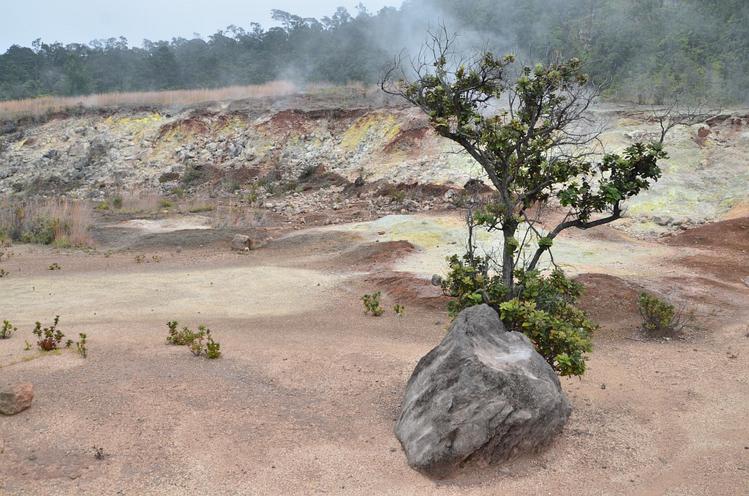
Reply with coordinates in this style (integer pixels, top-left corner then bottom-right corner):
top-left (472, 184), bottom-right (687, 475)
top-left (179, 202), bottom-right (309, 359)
top-left (1, 98), bottom-right (747, 232)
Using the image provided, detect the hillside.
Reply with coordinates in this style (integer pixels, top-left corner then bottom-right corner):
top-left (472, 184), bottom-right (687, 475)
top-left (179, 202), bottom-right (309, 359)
top-left (1, 90), bottom-right (747, 236)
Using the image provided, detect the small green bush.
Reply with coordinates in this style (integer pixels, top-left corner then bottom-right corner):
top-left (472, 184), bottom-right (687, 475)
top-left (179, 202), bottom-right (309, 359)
top-left (181, 166), bottom-right (207, 186)
top-left (166, 320), bottom-right (199, 346)
top-left (205, 333), bottom-right (221, 359)
top-left (638, 292), bottom-right (690, 336)
top-left (112, 196), bottom-right (123, 209)
top-left (441, 253), bottom-right (508, 318)
top-left (362, 292), bottom-right (384, 316)
top-left (32, 316), bottom-right (65, 351)
top-left (1, 320), bottom-right (16, 339)
top-left (166, 321), bottom-right (222, 358)
top-left (95, 201), bottom-right (110, 211)
top-left (159, 199), bottom-right (174, 209)
top-left (21, 217), bottom-right (59, 245)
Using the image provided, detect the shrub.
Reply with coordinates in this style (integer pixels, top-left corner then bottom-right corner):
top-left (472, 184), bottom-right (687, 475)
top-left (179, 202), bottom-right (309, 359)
top-left (0, 268), bottom-right (8, 278)
top-left (441, 253), bottom-right (508, 318)
top-left (166, 320), bottom-right (199, 346)
top-left (159, 199), bottom-right (174, 209)
top-left (638, 292), bottom-right (691, 337)
top-left (48, 263), bottom-right (62, 271)
top-left (362, 292), bottom-right (384, 316)
top-left (1, 320), bottom-right (16, 339)
top-left (76, 333), bottom-right (88, 358)
top-left (181, 166), bottom-right (207, 187)
top-left (166, 321), bottom-right (221, 358)
top-left (205, 332), bottom-right (221, 359)
top-left (95, 201), bottom-right (110, 211)
top-left (393, 304), bottom-right (406, 317)
top-left (442, 255), bottom-right (594, 377)
top-left (32, 316), bottom-right (65, 351)
top-left (111, 196), bottom-right (123, 209)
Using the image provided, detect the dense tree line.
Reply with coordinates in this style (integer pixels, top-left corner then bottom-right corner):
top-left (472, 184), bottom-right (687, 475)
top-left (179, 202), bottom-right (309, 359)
top-left (1, 0), bottom-right (747, 103)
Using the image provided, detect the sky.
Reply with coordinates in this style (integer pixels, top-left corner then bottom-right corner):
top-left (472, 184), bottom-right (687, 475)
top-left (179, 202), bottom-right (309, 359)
top-left (1, 0), bottom-right (403, 51)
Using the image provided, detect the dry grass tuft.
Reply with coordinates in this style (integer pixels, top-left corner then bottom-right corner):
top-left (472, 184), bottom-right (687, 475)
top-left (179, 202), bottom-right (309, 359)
top-left (0, 197), bottom-right (94, 247)
top-left (0, 81), bottom-right (298, 120)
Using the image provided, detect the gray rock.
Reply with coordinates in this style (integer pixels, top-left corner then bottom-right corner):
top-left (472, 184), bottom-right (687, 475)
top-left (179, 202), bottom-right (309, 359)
top-left (430, 274), bottom-right (443, 286)
top-left (230, 234), bottom-right (254, 251)
top-left (395, 304), bottom-right (570, 477)
top-left (0, 383), bottom-right (33, 415)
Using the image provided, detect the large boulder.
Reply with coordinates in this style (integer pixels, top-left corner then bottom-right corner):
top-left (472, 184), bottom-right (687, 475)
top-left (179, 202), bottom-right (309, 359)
top-left (0, 383), bottom-right (34, 415)
top-left (395, 304), bottom-right (571, 477)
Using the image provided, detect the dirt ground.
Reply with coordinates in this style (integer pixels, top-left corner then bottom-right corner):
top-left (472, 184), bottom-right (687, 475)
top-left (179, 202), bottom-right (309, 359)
top-left (0, 213), bottom-right (747, 495)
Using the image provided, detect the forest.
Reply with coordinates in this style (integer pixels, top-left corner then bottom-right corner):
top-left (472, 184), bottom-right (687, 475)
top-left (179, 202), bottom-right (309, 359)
top-left (1, 0), bottom-right (747, 104)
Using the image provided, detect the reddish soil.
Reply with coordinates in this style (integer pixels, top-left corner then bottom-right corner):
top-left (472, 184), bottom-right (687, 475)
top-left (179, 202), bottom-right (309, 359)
top-left (663, 217), bottom-right (749, 285)
top-left (575, 273), bottom-right (645, 340)
top-left (335, 240), bottom-right (416, 271)
top-left (1, 214), bottom-right (747, 495)
top-left (383, 127), bottom-right (431, 154)
top-left (365, 271), bottom-right (449, 311)
top-left (664, 216), bottom-right (749, 252)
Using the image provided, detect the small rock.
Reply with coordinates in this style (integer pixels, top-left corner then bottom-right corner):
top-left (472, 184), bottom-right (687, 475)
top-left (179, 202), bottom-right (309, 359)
top-left (0, 383), bottom-right (34, 415)
top-left (230, 234), bottom-right (254, 251)
top-left (430, 274), bottom-right (443, 286)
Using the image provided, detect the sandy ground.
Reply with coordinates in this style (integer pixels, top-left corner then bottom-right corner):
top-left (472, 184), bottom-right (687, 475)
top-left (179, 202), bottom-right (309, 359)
top-left (0, 213), bottom-right (747, 495)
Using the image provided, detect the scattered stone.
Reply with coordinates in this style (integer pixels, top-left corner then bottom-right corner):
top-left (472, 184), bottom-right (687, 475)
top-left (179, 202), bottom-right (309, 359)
top-left (0, 383), bottom-right (34, 415)
top-left (395, 305), bottom-right (570, 477)
top-left (230, 234), bottom-right (254, 251)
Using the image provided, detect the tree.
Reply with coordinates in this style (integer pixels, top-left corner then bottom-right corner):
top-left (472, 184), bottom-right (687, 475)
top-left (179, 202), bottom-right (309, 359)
top-left (382, 29), bottom-right (667, 298)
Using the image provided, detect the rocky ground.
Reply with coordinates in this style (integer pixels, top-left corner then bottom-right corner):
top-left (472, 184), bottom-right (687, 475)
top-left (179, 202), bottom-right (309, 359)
top-left (1, 92), bottom-right (748, 236)
top-left (0, 93), bottom-right (748, 494)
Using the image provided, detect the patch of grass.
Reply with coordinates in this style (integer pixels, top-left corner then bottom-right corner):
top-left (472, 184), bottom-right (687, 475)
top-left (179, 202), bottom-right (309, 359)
top-left (188, 204), bottom-right (214, 213)
top-left (159, 199), bottom-right (175, 209)
top-left (0, 198), bottom-right (93, 247)
top-left (48, 262), bottom-right (62, 271)
top-left (0, 268), bottom-right (8, 278)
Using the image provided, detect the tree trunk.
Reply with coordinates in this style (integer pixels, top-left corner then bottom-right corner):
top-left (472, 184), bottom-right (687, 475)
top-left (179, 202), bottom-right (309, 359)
top-left (502, 225), bottom-right (516, 297)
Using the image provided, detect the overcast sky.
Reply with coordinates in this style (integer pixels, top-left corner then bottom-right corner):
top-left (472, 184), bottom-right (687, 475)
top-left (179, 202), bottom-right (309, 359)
top-left (1, 0), bottom-right (403, 51)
